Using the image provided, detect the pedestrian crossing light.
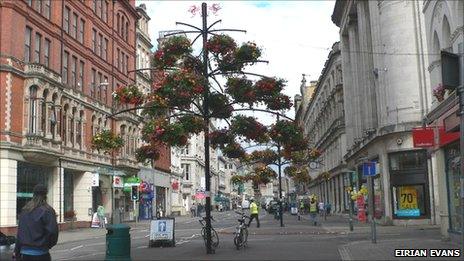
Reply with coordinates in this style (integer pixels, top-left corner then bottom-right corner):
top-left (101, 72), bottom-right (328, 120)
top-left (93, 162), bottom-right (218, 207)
top-left (131, 185), bottom-right (139, 201)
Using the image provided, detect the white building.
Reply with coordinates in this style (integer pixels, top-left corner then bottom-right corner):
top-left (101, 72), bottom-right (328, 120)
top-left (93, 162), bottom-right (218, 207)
top-left (421, 0), bottom-right (463, 240)
top-left (332, 0), bottom-right (432, 225)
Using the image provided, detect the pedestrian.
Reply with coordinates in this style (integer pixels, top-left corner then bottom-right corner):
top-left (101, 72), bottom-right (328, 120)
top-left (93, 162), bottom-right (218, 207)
top-left (247, 199), bottom-right (260, 228)
top-left (190, 203), bottom-right (196, 217)
top-left (197, 203), bottom-right (202, 216)
top-left (309, 197), bottom-right (319, 226)
top-left (326, 202), bottom-right (332, 216)
top-left (14, 184), bottom-right (58, 261)
top-left (318, 201), bottom-right (325, 217)
top-left (97, 205), bottom-right (106, 228)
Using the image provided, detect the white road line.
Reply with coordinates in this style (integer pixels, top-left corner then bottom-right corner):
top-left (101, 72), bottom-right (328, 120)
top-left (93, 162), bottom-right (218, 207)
top-left (69, 245), bottom-right (83, 251)
top-left (136, 245), bottom-right (148, 249)
top-left (144, 234), bottom-right (150, 238)
top-left (338, 245), bottom-right (352, 261)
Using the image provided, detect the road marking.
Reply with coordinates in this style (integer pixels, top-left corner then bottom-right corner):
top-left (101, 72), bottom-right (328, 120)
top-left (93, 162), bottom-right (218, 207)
top-left (144, 235), bottom-right (150, 238)
top-left (338, 245), bottom-right (352, 261)
top-left (136, 245), bottom-right (148, 249)
top-left (70, 245), bottom-right (83, 251)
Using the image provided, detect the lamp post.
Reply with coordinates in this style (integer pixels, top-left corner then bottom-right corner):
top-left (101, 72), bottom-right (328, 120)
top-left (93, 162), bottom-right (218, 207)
top-left (345, 171), bottom-right (356, 232)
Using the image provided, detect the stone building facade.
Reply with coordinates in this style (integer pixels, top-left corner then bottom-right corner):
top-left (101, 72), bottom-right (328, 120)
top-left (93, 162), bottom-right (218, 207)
top-left (295, 42), bottom-right (348, 213)
top-left (421, 0), bottom-right (463, 240)
top-left (332, 0), bottom-right (432, 225)
top-left (0, 0), bottom-right (139, 232)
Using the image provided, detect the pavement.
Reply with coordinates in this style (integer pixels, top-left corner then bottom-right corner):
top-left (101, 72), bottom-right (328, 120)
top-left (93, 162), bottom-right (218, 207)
top-left (3, 210), bottom-right (462, 260)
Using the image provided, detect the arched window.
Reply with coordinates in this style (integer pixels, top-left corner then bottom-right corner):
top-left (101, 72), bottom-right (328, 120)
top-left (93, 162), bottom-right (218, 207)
top-left (127, 126), bottom-right (132, 156)
top-left (70, 107), bottom-right (76, 146)
top-left (41, 89), bottom-right (49, 135)
top-left (120, 125), bottom-right (126, 156)
top-left (125, 21), bottom-right (129, 41)
top-left (442, 16), bottom-right (451, 51)
top-left (91, 115), bottom-right (96, 137)
top-left (62, 104), bottom-right (69, 145)
top-left (50, 93), bottom-right (58, 139)
top-left (77, 110), bottom-right (84, 149)
top-left (97, 117), bottom-right (102, 133)
top-left (29, 86), bottom-right (38, 134)
top-left (117, 13), bottom-right (120, 34)
top-left (433, 31), bottom-right (441, 55)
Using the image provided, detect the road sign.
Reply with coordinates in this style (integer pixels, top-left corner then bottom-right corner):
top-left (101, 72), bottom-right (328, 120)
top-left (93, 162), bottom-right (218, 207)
top-left (362, 162), bottom-right (376, 176)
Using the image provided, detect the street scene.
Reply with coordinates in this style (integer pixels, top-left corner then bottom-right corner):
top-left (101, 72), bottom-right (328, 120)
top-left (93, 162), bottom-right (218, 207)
top-left (0, 0), bottom-right (463, 260)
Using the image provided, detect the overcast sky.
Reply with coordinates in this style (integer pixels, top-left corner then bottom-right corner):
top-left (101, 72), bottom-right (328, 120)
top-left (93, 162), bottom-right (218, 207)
top-left (137, 0), bottom-right (340, 124)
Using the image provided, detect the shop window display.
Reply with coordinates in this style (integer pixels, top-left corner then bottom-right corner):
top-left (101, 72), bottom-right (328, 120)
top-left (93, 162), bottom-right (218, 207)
top-left (445, 143), bottom-right (461, 233)
top-left (16, 162), bottom-right (51, 217)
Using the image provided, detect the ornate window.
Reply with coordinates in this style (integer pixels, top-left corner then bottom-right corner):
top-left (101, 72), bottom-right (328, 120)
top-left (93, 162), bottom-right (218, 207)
top-left (77, 110), bottom-right (84, 149)
top-left (41, 89), bottom-right (49, 135)
top-left (25, 27), bottom-right (32, 63)
top-left (62, 104), bottom-right (68, 145)
top-left (29, 86), bottom-right (39, 134)
top-left (50, 93), bottom-right (58, 139)
top-left (70, 107), bottom-right (76, 146)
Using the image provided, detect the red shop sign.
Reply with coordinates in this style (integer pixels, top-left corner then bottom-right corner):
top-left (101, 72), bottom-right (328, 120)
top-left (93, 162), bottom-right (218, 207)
top-left (439, 127), bottom-right (460, 147)
top-left (412, 127), bottom-right (435, 147)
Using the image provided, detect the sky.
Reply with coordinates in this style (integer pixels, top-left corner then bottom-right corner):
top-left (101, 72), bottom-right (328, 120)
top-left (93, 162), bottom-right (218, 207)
top-left (136, 0), bottom-right (340, 124)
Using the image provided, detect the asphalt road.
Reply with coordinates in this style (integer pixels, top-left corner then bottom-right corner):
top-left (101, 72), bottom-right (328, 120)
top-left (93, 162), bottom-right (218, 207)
top-left (50, 210), bottom-right (253, 260)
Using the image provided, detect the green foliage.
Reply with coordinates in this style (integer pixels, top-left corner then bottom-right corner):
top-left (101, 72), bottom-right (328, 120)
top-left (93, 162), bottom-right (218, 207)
top-left (92, 130), bottom-right (124, 153)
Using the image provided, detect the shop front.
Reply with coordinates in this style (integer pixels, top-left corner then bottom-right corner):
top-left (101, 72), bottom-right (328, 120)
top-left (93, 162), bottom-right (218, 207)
top-left (389, 150), bottom-right (430, 219)
top-left (445, 142), bottom-right (462, 234)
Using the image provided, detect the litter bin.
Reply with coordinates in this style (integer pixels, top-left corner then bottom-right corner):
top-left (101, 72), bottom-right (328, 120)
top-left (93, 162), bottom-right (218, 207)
top-left (106, 224), bottom-right (131, 261)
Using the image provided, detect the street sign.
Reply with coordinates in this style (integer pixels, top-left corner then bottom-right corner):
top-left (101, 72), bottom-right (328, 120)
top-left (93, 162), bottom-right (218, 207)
top-left (91, 173), bottom-right (99, 187)
top-left (362, 162), bottom-right (376, 177)
top-left (113, 176), bottom-right (123, 188)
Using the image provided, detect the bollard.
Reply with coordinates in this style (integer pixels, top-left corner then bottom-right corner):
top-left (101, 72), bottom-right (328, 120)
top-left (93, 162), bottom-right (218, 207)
top-left (106, 224), bottom-right (131, 261)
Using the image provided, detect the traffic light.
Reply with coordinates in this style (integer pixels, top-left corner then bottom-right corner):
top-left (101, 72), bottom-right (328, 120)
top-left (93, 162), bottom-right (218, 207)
top-left (131, 186), bottom-right (139, 201)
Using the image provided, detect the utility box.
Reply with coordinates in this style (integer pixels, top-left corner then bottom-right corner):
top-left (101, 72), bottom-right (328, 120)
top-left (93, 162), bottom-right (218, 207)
top-left (105, 224), bottom-right (131, 261)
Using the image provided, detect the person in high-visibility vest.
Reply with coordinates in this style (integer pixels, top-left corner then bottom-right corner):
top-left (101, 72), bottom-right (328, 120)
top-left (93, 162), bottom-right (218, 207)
top-left (247, 199), bottom-right (260, 228)
top-left (309, 197), bottom-right (319, 226)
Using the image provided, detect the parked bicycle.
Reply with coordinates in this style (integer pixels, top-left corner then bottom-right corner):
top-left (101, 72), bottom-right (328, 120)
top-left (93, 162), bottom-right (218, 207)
top-left (199, 216), bottom-right (219, 249)
top-left (234, 211), bottom-right (250, 250)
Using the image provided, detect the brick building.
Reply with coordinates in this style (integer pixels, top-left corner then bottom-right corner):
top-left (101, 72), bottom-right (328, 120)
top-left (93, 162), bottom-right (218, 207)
top-left (0, 0), bottom-right (140, 232)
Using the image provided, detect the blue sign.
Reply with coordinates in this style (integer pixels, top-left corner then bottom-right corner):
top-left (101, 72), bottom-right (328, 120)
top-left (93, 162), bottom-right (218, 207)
top-left (362, 162), bottom-right (376, 177)
top-left (396, 209), bottom-right (420, 217)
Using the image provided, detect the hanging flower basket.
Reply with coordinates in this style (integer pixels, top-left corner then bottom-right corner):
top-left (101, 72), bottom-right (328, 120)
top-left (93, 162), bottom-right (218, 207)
top-left (248, 149), bottom-right (279, 165)
top-left (254, 77), bottom-right (286, 98)
top-left (156, 122), bottom-right (188, 147)
top-left (181, 55), bottom-right (203, 73)
top-left (157, 70), bottom-right (206, 108)
top-left (209, 93), bottom-right (233, 118)
top-left (249, 165), bottom-right (277, 185)
top-left (269, 120), bottom-right (302, 145)
top-left (207, 34), bottom-right (237, 56)
top-left (222, 142), bottom-right (246, 158)
top-left (308, 148), bottom-right (322, 160)
top-left (141, 95), bottom-right (168, 118)
top-left (225, 77), bottom-right (256, 104)
top-left (135, 144), bottom-right (161, 164)
top-left (160, 35), bottom-right (192, 57)
top-left (153, 50), bottom-right (177, 69)
top-left (217, 54), bottom-right (244, 72)
top-left (265, 94), bottom-right (292, 111)
top-left (235, 41), bottom-right (262, 64)
top-left (210, 129), bottom-right (235, 149)
top-left (230, 115), bottom-right (268, 142)
top-left (432, 83), bottom-right (446, 102)
top-left (230, 175), bottom-right (245, 185)
top-left (92, 130), bottom-right (124, 152)
top-left (112, 85), bottom-right (144, 105)
top-left (178, 115), bottom-right (205, 134)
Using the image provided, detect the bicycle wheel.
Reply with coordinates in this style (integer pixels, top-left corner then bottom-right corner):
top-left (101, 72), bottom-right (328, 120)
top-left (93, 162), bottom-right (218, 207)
top-left (242, 228), bottom-right (248, 247)
top-left (211, 228), bottom-right (219, 248)
top-left (234, 230), bottom-right (242, 250)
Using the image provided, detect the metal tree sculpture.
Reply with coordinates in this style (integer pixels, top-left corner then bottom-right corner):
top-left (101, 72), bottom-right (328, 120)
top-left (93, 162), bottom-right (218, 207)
top-left (94, 3), bottom-right (298, 254)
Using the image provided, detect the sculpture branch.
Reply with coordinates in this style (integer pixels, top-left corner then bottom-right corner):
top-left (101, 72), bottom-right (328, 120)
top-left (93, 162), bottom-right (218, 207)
top-left (175, 22), bottom-right (203, 32)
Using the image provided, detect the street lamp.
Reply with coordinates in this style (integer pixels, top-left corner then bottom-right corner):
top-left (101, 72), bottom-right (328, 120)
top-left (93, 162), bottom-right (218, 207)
top-left (344, 171), bottom-right (356, 232)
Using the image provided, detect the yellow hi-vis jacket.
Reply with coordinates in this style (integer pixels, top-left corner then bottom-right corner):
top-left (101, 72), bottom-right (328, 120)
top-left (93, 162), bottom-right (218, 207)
top-left (250, 202), bottom-right (259, 214)
top-left (309, 201), bottom-right (317, 213)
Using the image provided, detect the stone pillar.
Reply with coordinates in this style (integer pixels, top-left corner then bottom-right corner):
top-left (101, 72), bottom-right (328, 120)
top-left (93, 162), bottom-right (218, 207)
top-left (356, 1), bottom-right (377, 131)
top-left (74, 172), bottom-right (93, 222)
top-left (341, 35), bottom-right (354, 148)
top-left (51, 166), bottom-right (64, 223)
top-left (380, 151), bottom-right (392, 224)
top-left (347, 20), bottom-right (363, 141)
top-left (0, 159), bottom-right (18, 227)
